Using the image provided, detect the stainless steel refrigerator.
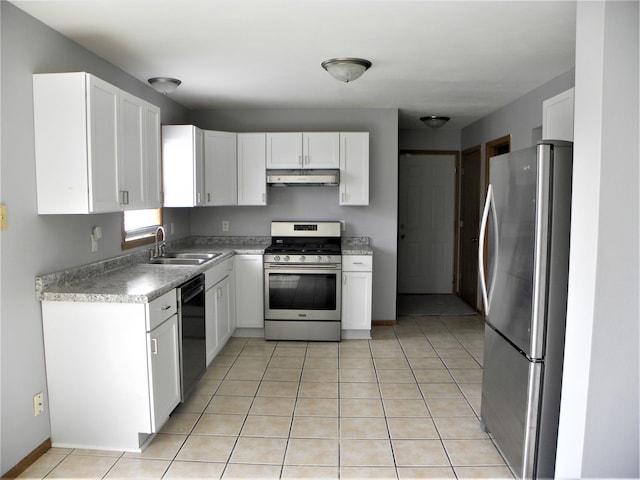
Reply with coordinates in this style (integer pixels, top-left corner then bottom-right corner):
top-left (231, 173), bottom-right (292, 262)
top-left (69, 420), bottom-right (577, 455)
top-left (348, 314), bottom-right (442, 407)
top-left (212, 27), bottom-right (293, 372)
top-left (478, 140), bottom-right (573, 479)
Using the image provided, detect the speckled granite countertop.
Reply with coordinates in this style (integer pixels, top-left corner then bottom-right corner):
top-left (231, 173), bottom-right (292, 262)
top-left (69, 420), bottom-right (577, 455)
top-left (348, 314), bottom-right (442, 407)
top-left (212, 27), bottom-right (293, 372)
top-left (36, 236), bottom-right (371, 304)
top-left (342, 237), bottom-right (373, 255)
top-left (36, 237), bottom-right (269, 304)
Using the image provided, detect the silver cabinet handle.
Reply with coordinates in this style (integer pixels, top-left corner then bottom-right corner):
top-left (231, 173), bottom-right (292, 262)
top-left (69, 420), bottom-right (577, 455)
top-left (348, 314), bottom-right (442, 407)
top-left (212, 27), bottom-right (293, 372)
top-left (161, 305), bottom-right (172, 311)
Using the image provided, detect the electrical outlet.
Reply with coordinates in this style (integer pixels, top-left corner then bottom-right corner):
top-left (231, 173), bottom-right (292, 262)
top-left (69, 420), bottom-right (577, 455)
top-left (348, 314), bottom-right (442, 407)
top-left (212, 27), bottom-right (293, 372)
top-left (222, 220), bottom-right (229, 232)
top-left (33, 392), bottom-right (44, 416)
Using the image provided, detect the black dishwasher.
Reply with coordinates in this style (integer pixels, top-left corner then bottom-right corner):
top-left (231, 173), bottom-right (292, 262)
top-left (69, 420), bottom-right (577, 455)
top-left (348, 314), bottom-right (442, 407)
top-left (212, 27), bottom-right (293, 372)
top-left (177, 274), bottom-right (206, 401)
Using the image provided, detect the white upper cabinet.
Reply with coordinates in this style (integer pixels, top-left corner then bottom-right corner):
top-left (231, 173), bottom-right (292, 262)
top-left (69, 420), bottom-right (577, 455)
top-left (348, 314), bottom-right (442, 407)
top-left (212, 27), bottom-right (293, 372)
top-left (143, 102), bottom-right (162, 209)
top-left (204, 130), bottom-right (237, 206)
top-left (542, 87), bottom-right (574, 142)
top-left (266, 132), bottom-right (340, 169)
top-left (339, 132), bottom-right (369, 206)
top-left (119, 91), bottom-right (146, 210)
top-left (237, 133), bottom-right (267, 206)
top-left (33, 72), bottom-right (161, 214)
top-left (162, 125), bottom-right (205, 207)
top-left (266, 132), bottom-right (302, 168)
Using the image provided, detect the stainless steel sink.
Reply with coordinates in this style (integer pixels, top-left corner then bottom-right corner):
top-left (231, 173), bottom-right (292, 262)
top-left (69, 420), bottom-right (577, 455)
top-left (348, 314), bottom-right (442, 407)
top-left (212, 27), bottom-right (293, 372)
top-left (148, 257), bottom-right (207, 265)
top-left (168, 252), bottom-right (219, 260)
top-left (147, 252), bottom-right (221, 265)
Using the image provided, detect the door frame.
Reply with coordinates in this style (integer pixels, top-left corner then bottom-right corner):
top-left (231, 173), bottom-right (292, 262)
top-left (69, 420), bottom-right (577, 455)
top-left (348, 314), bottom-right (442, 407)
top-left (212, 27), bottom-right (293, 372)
top-left (459, 144), bottom-right (482, 308)
top-left (398, 149), bottom-right (461, 294)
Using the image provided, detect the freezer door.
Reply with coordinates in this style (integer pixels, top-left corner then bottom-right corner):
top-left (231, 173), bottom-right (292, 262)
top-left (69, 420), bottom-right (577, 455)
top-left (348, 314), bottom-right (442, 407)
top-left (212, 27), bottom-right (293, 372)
top-left (481, 325), bottom-right (542, 479)
top-left (485, 145), bottom-right (550, 359)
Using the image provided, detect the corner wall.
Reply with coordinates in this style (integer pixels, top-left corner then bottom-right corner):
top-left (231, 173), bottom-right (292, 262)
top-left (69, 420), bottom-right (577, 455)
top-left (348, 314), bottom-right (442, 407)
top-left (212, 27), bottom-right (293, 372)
top-left (189, 108), bottom-right (399, 322)
top-left (556, 2), bottom-right (639, 477)
top-left (0, 3), bottom-right (189, 474)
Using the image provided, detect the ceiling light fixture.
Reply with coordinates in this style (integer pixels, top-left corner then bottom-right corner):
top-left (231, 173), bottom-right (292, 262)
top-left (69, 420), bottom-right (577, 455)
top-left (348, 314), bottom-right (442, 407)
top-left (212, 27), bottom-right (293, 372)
top-left (148, 77), bottom-right (181, 95)
top-left (321, 57), bottom-right (372, 83)
top-left (420, 115), bottom-right (450, 130)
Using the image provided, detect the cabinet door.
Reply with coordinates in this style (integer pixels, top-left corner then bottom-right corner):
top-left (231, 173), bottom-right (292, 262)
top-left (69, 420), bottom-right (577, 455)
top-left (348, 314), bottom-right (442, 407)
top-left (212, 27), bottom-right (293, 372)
top-left (148, 314), bottom-right (180, 432)
top-left (205, 286), bottom-right (219, 365)
top-left (204, 131), bottom-right (238, 206)
top-left (304, 132), bottom-right (340, 168)
top-left (237, 133), bottom-right (267, 205)
top-left (339, 132), bottom-right (369, 206)
top-left (194, 128), bottom-right (205, 206)
top-left (162, 125), bottom-right (203, 207)
top-left (342, 271), bottom-right (372, 331)
top-left (216, 276), bottom-right (232, 346)
top-left (144, 102), bottom-right (162, 208)
top-left (266, 132), bottom-right (302, 168)
top-left (87, 75), bottom-right (121, 212)
top-left (234, 255), bottom-right (264, 328)
top-left (119, 91), bottom-right (146, 210)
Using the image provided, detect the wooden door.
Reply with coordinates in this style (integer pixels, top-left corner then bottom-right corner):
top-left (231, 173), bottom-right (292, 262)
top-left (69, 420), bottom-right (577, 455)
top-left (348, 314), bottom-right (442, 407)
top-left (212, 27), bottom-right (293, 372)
top-left (459, 146), bottom-right (482, 308)
top-left (398, 153), bottom-right (456, 294)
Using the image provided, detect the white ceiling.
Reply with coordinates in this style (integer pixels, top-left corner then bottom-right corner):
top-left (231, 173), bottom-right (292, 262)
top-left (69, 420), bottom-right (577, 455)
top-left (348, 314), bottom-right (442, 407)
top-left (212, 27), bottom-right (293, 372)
top-left (13, 0), bottom-right (577, 130)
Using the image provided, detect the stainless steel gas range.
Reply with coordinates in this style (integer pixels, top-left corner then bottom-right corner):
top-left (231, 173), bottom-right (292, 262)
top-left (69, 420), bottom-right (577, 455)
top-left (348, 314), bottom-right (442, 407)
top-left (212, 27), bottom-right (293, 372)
top-left (263, 221), bottom-right (342, 341)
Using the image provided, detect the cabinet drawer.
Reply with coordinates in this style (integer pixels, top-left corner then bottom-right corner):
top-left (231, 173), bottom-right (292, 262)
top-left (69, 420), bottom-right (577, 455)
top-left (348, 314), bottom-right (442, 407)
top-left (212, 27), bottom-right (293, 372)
top-left (205, 258), bottom-right (232, 290)
top-left (342, 255), bottom-right (372, 271)
top-left (147, 289), bottom-right (177, 331)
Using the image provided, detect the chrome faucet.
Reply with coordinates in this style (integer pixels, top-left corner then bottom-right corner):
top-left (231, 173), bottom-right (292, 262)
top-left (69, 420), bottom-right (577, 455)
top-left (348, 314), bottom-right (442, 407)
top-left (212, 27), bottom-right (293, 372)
top-left (153, 226), bottom-right (166, 258)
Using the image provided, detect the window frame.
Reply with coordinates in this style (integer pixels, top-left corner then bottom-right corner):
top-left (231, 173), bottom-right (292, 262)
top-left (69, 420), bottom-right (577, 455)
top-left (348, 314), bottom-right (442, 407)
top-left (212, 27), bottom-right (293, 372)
top-left (121, 208), bottom-right (163, 250)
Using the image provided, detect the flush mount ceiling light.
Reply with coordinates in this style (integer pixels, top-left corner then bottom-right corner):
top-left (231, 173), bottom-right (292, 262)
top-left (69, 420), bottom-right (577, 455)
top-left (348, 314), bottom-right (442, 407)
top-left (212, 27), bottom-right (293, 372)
top-left (148, 77), bottom-right (181, 95)
top-left (321, 57), bottom-right (372, 83)
top-left (420, 115), bottom-right (450, 130)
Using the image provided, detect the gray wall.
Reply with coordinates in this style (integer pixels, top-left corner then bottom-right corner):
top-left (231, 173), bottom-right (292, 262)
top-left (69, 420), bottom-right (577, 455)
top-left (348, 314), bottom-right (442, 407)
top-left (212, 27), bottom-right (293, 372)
top-left (399, 128), bottom-right (461, 151)
top-left (556, 1), bottom-right (639, 477)
top-left (462, 68), bottom-right (575, 152)
top-left (0, 2), bottom-right (189, 474)
top-left (189, 108), bottom-right (399, 322)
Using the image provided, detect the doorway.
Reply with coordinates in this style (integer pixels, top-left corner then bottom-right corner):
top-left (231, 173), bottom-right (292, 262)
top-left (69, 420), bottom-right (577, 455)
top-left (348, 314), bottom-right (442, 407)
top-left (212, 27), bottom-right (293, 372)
top-left (397, 151), bottom-right (458, 294)
top-left (459, 145), bottom-right (482, 309)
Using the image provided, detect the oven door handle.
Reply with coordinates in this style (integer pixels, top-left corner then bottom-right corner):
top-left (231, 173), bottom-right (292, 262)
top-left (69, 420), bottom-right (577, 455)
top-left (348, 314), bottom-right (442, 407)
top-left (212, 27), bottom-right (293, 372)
top-left (265, 264), bottom-right (341, 269)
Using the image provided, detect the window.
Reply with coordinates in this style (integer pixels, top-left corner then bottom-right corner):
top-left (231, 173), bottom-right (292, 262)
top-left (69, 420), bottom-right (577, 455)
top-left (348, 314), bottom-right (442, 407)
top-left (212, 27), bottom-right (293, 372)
top-left (121, 208), bottom-right (163, 250)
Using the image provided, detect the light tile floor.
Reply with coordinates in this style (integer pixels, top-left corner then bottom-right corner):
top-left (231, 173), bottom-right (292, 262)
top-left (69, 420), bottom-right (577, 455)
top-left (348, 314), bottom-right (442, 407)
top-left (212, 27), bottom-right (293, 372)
top-left (19, 315), bottom-right (515, 479)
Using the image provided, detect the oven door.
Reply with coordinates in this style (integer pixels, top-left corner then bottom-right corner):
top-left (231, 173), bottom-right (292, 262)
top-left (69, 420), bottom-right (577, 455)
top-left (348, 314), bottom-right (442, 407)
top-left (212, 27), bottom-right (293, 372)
top-left (264, 264), bottom-right (341, 321)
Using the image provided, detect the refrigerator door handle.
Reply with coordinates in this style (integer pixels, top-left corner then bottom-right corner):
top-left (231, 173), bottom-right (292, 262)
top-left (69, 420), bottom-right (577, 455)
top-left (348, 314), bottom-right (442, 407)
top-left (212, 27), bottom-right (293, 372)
top-left (479, 184), bottom-right (499, 314)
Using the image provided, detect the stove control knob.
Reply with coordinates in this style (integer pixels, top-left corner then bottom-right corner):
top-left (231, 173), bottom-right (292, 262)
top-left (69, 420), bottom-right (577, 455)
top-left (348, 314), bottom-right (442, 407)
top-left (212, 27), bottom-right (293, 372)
top-left (325, 256), bottom-right (332, 263)
top-left (274, 255), bottom-right (281, 262)
top-left (284, 255), bottom-right (290, 262)
top-left (316, 256), bottom-right (322, 263)
top-left (299, 255), bottom-right (306, 262)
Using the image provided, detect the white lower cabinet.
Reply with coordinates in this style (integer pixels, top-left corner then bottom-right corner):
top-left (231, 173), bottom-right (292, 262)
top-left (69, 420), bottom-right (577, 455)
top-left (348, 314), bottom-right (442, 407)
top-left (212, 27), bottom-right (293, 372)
top-left (341, 255), bottom-right (373, 339)
top-left (148, 312), bottom-right (181, 431)
top-left (205, 258), bottom-right (235, 365)
top-left (234, 254), bottom-right (264, 331)
top-left (40, 289), bottom-right (180, 452)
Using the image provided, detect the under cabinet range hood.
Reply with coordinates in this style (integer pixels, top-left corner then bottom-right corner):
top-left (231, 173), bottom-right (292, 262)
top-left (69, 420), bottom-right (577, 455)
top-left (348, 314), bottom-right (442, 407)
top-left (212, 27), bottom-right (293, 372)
top-left (266, 169), bottom-right (339, 186)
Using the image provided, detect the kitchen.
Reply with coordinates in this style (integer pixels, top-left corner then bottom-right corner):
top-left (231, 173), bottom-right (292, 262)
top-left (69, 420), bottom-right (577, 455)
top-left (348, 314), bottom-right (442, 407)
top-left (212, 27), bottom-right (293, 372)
top-left (1, 1), bottom-right (638, 479)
